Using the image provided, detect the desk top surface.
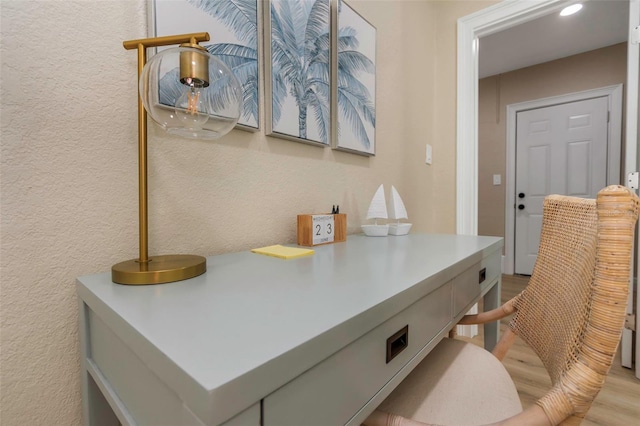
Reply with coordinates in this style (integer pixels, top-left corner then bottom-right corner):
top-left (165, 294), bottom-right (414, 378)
top-left (77, 233), bottom-right (502, 421)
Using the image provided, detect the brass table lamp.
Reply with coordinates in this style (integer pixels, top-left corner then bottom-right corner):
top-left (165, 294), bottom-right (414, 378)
top-left (112, 33), bottom-right (241, 285)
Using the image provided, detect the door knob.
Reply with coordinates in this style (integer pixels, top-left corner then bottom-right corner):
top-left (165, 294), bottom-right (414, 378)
top-left (518, 193), bottom-right (525, 198)
top-left (518, 204), bottom-right (525, 210)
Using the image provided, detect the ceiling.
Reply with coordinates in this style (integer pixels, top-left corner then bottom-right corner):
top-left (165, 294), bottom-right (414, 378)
top-left (478, 0), bottom-right (629, 79)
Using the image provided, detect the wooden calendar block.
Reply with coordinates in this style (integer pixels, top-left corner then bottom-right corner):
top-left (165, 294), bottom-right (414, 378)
top-left (297, 214), bottom-right (347, 246)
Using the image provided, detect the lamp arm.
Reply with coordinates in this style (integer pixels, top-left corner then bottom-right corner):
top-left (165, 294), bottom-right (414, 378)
top-left (122, 32), bottom-right (210, 50)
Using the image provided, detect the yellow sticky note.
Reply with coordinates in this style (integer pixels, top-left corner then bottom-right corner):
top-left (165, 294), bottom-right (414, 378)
top-left (251, 245), bottom-right (314, 260)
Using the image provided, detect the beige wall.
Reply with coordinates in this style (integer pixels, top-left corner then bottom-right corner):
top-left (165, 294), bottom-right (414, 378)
top-left (478, 43), bottom-right (627, 239)
top-left (428, 0), bottom-right (497, 230)
top-left (0, 0), bottom-right (492, 424)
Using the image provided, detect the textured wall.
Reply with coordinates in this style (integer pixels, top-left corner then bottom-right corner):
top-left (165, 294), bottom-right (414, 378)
top-left (0, 0), bottom-right (464, 424)
top-left (478, 43), bottom-right (628, 239)
top-left (1, 1), bottom-right (148, 424)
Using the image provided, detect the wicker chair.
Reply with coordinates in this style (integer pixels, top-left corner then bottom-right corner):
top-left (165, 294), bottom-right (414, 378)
top-left (364, 185), bottom-right (639, 426)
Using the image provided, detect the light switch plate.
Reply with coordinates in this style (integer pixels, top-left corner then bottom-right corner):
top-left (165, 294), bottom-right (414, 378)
top-left (426, 144), bottom-right (432, 165)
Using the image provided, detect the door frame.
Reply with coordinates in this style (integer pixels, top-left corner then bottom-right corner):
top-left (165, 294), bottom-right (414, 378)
top-left (504, 85), bottom-right (623, 275)
top-left (623, 0), bottom-right (639, 376)
top-left (455, 0), bottom-right (575, 339)
top-left (456, 0), bottom-right (578, 236)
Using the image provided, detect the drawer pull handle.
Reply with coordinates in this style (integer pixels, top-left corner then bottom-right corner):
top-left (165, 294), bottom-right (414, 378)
top-left (479, 268), bottom-right (486, 284)
top-left (386, 325), bottom-right (409, 364)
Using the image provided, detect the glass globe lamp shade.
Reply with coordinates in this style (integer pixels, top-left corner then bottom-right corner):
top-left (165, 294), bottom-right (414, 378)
top-left (140, 45), bottom-right (242, 140)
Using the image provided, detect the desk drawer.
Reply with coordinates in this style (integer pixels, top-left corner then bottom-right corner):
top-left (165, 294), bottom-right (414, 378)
top-left (453, 250), bottom-right (500, 316)
top-left (453, 263), bottom-right (482, 317)
top-left (263, 281), bottom-right (453, 426)
top-left (481, 249), bottom-right (501, 294)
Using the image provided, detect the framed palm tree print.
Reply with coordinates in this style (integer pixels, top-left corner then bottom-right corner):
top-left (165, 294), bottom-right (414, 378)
top-left (152, 0), bottom-right (261, 132)
top-left (265, 0), bottom-right (331, 146)
top-left (334, 0), bottom-right (376, 155)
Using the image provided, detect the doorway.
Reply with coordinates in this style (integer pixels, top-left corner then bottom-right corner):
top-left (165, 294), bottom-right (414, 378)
top-left (456, 0), bottom-right (639, 375)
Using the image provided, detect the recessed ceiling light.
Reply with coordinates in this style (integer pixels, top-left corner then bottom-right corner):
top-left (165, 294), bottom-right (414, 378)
top-left (560, 3), bottom-right (583, 16)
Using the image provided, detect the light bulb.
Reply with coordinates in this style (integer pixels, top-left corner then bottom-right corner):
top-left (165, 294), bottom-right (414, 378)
top-left (174, 78), bottom-right (210, 129)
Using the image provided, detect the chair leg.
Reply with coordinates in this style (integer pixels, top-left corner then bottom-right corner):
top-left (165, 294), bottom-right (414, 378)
top-left (448, 326), bottom-right (457, 339)
top-left (491, 328), bottom-right (517, 361)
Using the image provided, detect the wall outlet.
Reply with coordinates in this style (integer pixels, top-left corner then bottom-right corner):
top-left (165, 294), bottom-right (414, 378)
top-left (426, 144), bottom-right (433, 165)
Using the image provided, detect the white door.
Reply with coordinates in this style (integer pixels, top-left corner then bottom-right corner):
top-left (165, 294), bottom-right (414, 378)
top-left (515, 97), bottom-right (609, 275)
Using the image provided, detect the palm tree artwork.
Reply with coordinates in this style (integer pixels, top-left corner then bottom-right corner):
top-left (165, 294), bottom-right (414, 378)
top-left (269, 0), bottom-right (331, 144)
top-left (269, 0), bottom-right (375, 150)
top-left (336, 0), bottom-right (376, 154)
top-left (154, 0), bottom-right (259, 129)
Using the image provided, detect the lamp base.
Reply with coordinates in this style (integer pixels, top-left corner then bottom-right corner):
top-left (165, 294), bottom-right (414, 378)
top-left (112, 254), bottom-right (206, 285)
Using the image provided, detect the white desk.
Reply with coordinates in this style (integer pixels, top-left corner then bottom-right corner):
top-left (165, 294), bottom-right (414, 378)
top-left (77, 234), bottom-right (503, 426)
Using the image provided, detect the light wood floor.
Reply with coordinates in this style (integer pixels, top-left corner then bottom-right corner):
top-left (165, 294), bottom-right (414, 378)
top-left (458, 274), bottom-right (640, 426)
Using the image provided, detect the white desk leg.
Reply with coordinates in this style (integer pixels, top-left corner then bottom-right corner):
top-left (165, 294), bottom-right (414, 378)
top-left (483, 277), bottom-right (501, 352)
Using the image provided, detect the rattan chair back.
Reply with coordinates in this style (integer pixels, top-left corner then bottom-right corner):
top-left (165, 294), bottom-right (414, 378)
top-left (509, 185), bottom-right (639, 424)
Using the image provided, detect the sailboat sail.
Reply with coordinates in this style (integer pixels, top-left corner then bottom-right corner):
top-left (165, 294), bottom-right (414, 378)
top-left (389, 186), bottom-right (408, 220)
top-left (366, 184), bottom-right (388, 220)
top-left (388, 185), bottom-right (412, 236)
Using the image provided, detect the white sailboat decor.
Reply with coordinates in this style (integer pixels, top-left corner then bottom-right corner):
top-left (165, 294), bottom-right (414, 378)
top-left (362, 184), bottom-right (389, 236)
top-left (388, 186), bottom-right (412, 236)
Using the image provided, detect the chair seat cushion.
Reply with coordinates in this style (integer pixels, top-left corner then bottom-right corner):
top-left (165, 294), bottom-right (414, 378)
top-left (376, 338), bottom-right (522, 426)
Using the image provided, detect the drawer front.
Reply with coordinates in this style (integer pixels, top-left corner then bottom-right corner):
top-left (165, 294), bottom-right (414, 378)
top-left (263, 281), bottom-right (453, 426)
top-left (453, 262), bottom-right (482, 317)
top-left (481, 249), bottom-right (501, 294)
top-left (453, 249), bottom-right (501, 316)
